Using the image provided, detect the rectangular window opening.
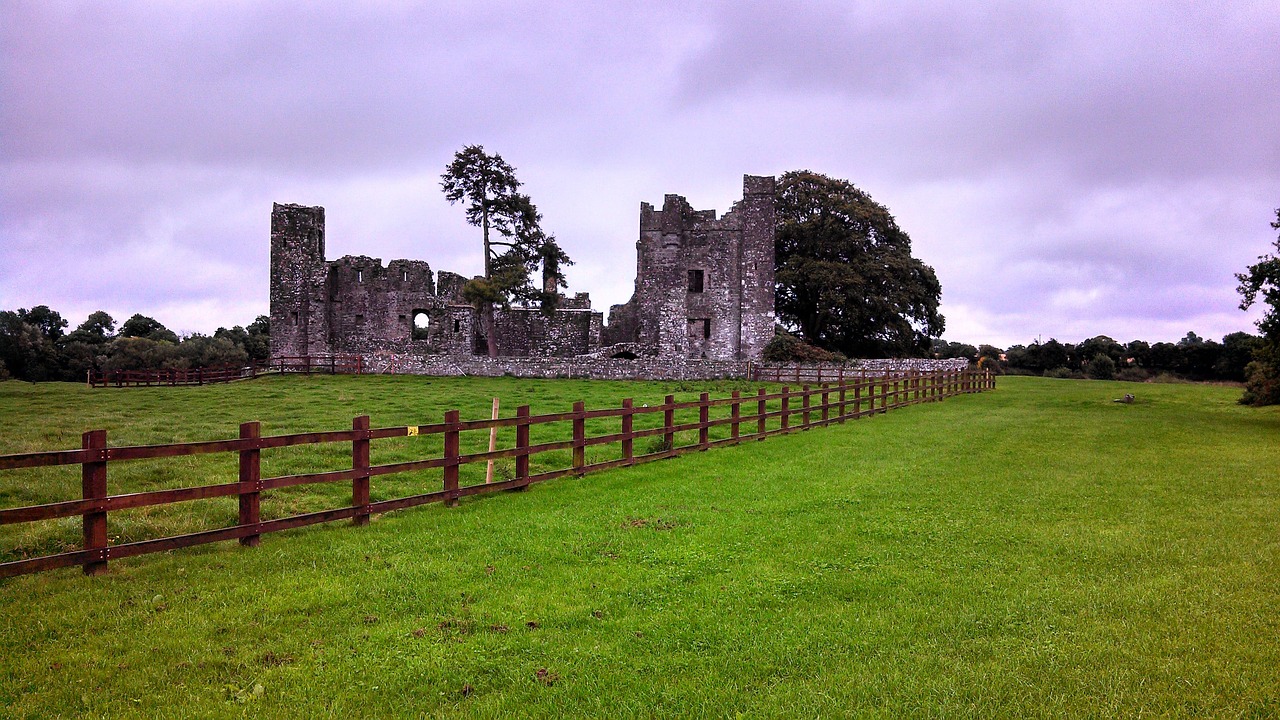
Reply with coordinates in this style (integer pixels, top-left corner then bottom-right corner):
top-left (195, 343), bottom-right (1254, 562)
top-left (687, 269), bottom-right (704, 293)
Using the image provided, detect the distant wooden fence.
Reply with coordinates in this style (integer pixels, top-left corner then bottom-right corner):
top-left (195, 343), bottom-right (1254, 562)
top-left (1, 369), bottom-right (994, 578)
top-left (88, 355), bottom-right (364, 388)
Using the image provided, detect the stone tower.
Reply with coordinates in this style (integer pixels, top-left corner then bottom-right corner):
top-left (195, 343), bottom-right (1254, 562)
top-left (269, 203), bottom-right (329, 358)
top-left (603, 175), bottom-right (776, 360)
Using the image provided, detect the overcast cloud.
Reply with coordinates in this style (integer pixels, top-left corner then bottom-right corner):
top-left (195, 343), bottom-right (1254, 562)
top-left (3, 0), bottom-right (1277, 348)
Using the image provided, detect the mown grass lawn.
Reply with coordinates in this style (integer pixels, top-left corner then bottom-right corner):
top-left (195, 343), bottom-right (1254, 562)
top-left (1, 375), bottom-right (1277, 718)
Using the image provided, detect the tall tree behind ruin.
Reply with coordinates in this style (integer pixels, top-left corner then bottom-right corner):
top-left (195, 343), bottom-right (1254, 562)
top-left (774, 170), bottom-right (944, 358)
top-left (1235, 207), bottom-right (1280, 405)
top-left (440, 145), bottom-right (569, 356)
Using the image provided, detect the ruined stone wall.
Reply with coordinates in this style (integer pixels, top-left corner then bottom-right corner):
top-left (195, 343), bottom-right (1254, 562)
top-left (269, 202), bottom-right (604, 359)
top-left (354, 351), bottom-right (970, 381)
top-left (605, 175), bottom-right (776, 361)
top-left (269, 203), bottom-right (330, 358)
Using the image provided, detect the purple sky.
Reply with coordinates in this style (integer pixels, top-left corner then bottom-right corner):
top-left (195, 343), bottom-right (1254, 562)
top-left (3, 1), bottom-right (1277, 348)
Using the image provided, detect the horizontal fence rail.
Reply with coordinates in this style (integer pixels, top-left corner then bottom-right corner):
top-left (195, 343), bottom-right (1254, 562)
top-left (2, 369), bottom-right (994, 578)
top-left (88, 355), bottom-right (364, 388)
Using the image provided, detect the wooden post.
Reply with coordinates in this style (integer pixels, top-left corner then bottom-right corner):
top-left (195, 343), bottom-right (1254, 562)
top-left (81, 429), bottom-right (108, 575)
top-left (855, 378), bottom-right (863, 417)
top-left (780, 387), bottom-right (791, 431)
top-left (801, 385), bottom-right (811, 429)
top-left (443, 410), bottom-right (460, 507)
top-left (821, 384), bottom-right (830, 424)
top-left (756, 388), bottom-right (767, 439)
top-left (239, 421), bottom-right (261, 546)
top-left (515, 405), bottom-right (530, 487)
top-left (730, 391), bottom-right (741, 441)
top-left (663, 395), bottom-right (675, 451)
top-left (572, 401), bottom-right (586, 474)
top-left (880, 375), bottom-right (888, 414)
top-left (485, 397), bottom-right (499, 484)
top-left (352, 415), bottom-right (370, 526)
top-left (698, 392), bottom-right (710, 449)
top-left (621, 399), bottom-right (634, 463)
top-left (838, 383), bottom-right (847, 423)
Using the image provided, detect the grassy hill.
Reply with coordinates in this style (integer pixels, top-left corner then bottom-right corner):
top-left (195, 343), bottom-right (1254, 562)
top-left (1, 375), bottom-right (1277, 717)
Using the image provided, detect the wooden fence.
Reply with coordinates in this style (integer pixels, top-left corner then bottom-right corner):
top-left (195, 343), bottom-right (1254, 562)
top-left (1, 369), bottom-right (994, 578)
top-left (749, 363), bottom-right (968, 384)
top-left (88, 355), bottom-right (364, 388)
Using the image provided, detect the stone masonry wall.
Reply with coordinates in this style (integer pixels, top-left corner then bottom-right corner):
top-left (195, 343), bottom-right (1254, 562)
top-left (270, 203), bottom-right (603, 360)
top-left (355, 353), bottom-right (970, 381)
top-left (603, 175), bottom-right (776, 361)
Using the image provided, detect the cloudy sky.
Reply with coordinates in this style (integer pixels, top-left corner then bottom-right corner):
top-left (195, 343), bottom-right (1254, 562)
top-left (3, 1), bottom-right (1277, 348)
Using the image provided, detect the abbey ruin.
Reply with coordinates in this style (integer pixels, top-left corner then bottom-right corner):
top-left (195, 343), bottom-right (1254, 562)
top-left (270, 175), bottom-right (778, 366)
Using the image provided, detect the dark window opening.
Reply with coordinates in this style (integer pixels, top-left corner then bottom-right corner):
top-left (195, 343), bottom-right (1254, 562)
top-left (354, 314), bottom-right (364, 325)
top-left (290, 311), bottom-right (298, 326)
top-left (688, 318), bottom-right (710, 339)
top-left (687, 269), bottom-right (704, 293)
top-left (453, 319), bottom-right (461, 333)
top-left (703, 319), bottom-right (711, 339)
top-left (611, 351), bottom-right (638, 360)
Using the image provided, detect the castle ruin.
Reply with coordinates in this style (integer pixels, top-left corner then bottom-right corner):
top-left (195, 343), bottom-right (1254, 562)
top-left (269, 175), bottom-right (777, 364)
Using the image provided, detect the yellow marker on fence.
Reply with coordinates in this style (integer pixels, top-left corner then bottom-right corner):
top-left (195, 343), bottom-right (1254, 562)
top-left (407, 426), bottom-right (419, 437)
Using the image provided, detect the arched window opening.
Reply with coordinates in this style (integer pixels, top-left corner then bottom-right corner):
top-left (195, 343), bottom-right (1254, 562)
top-left (412, 310), bottom-right (430, 340)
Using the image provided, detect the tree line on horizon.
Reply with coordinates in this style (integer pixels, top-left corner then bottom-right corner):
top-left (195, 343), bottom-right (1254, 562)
top-left (0, 308), bottom-right (269, 383)
top-left (934, 331), bottom-right (1261, 384)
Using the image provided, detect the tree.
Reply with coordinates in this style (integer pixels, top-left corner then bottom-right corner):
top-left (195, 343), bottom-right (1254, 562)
top-left (774, 170), bottom-right (943, 357)
top-left (66, 311), bottom-right (116, 345)
top-left (120, 314), bottom-right (179, 344)
top-left (440, 145), bottom-right (570, 356)
top-left (1236, 207), bottom-right (1280, 405)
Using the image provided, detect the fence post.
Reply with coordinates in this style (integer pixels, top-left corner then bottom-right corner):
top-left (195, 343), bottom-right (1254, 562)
top-left (880, 375), bottom-right (889, 414)
top-left (81, 429), bottom-right (108, 575)
top-left (239, 421), bottom-right (261, 547)
top-left (663, 395), bottom-right (675, 452)
top-left (801, 385), bottom-right (811, 429)
top-left (838, 383), bottom-right (847, 423)
top-left (698, 392), bottom-right (710, 449)
top-left (443, 409), bottom-right (460, 507)
top-left (821, 384), bottom-right (830, 424)
top-left (730, 391), bottom-right (741, 441)
top-left (756, 388), bottom-right (767, 439)
top-left (855, 377), bottom-right (864, 417)
top-left (572, 401), bottom-right (586, 474)
top-left (780, 386), bottom-right (791, 431)
top-left (515, 405), bottom-right (531, 488)
top-left (621, 399), bottom-right (634, 464)
top-left (352, 415), bottom-right (370, 526)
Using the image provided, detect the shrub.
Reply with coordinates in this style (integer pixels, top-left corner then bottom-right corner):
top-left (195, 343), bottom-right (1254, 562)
top-left (1044, 367), bottom-right (1073, 379)
top-left (1241, 359), bottom-right (1280, 406)
top-left (1115, 366), bottom-right (1150, 383)
top-left (1086, 353), bottom-right (1116, 380)
top-left (1151, 372), bottom-right (1189, 384)
top-left (763, 331), bottom-right (847, 363)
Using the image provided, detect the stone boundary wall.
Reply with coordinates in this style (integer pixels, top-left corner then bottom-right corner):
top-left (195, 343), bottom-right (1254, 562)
top-left (356, 352), bottom-right (969, 381)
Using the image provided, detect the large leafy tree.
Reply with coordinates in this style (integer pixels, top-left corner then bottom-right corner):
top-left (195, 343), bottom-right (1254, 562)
top-left (775, 170), bottom-right (944, 357)
top-left (440, 145), bottom-right (570, 356)
top-left (1236, 207), bottom-right (1280, 405)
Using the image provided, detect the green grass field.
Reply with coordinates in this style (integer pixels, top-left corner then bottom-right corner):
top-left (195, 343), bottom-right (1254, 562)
top-left (1, 375), bottom-right (1277, 718)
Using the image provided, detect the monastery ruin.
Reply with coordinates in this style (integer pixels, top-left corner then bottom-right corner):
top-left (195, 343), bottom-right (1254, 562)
top-left (270, 175), bottom-right (778, 366)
